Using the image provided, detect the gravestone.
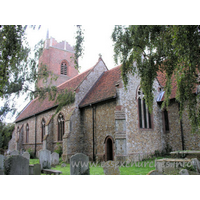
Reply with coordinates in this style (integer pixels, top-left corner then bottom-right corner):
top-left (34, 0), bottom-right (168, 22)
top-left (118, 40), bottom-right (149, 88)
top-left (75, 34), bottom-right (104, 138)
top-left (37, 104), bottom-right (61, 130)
top-left (179, 169), bottom-right (189, 175)
top-left (51, 152), bottom-right (59, 166)
top-left (103, 161), bottom-right (120, 175)
top-left (0, 154), bottom-right (4, 170)
top-left (4, 155), bottom-right (29, 175)
top-left (39, 149), bottom-right (51, 170)
top-left (22, 152), bottom-right (30, 161)
top-left (147, 170), bottom-right (163, 175)
top-left (29, 164), bottom-right (41, 175)
top-left (10, 150), bottom-right (19, 156)
top-left (191, 158), bottom-right (200, 174)
top-left (70, 153), bottom-right (90, 175)
top-left (61, 163), bottom-right (67, 167)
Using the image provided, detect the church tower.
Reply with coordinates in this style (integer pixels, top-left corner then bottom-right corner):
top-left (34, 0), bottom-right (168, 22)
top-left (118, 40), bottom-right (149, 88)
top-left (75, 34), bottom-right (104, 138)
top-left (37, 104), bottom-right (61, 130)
top-left (37, 30), bottom-right (79, 88)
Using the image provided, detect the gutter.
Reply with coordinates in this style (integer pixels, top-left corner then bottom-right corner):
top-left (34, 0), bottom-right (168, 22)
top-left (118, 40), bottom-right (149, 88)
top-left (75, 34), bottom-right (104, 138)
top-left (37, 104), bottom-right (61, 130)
top-left (34, 115), bottom-right (37, 157)
top-left (92, 105), bottom-right (96, 162)
top-left (79, 95), bottom-right (117, 109)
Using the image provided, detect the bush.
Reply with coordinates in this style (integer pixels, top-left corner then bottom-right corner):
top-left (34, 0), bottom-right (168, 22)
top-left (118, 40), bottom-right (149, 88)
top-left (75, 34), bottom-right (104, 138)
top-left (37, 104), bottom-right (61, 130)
top-left (54, 143), bottom-right (62, 157)
top-left (27, 148), bottom-right (35, 159)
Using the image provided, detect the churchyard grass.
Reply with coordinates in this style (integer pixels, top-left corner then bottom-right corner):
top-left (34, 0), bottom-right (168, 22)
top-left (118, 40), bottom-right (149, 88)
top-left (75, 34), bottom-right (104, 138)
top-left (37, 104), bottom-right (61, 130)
top-left (29, 157), bottom-right (163, 175)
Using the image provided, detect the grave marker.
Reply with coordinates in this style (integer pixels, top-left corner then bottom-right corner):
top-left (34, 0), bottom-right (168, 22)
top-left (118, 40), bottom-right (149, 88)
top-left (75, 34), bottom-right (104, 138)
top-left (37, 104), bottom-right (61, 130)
top-left (0, 154), bottom-right (4, 170)
top-left (70, 153), bottom-right (90, 175)
top-left (103, 161), bottom-right (120, 175)
top-left (22, 152), bottom-right (30, 161)
top-left (51, 152), bottom-right (59, 166)
top-left (39, 149), bottom-right (51, 170)
top-left (4, 155), bottom-right (29, 175)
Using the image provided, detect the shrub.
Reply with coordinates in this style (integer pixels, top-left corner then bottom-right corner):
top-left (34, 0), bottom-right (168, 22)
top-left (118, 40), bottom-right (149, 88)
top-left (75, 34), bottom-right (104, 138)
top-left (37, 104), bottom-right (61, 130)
top-left (27, 148), bottom-right (35, 159)
top-left (54, 143), bottom-right (62, 157)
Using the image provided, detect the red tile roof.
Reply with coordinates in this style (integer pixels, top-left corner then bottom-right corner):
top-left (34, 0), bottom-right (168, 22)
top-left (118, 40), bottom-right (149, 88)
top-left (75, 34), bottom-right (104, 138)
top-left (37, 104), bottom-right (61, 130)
top-left (79, 65), bottom-right (122, 107)
top-left (156, 71), bottom-right (177, 101)
top-left (15, 67), bottom-right (93, 122)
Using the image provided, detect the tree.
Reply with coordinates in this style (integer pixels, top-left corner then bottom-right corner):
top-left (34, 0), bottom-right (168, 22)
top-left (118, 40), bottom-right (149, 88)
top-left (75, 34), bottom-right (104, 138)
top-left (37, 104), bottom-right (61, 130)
top-left (111, 25), bottom-right (200, 132)
top-left (0, 25), bottom-right (61, 122)
top-left (0, 122), bottom-right (14, 150)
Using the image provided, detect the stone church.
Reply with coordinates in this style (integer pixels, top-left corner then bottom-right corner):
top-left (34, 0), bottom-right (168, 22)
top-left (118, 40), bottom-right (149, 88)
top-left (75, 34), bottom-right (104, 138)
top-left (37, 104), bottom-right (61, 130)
top-left (8, 36), bottom-right (200, 162)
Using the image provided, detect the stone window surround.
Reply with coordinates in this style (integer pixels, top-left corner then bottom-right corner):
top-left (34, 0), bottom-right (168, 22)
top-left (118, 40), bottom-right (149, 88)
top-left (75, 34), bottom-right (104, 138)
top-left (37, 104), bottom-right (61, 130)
top-left (162, 109), bottom-right (170, 133)
top-left (104, 136), bottom-right (115, 161)
top-left (26, 123), bottom-right (29, 143)
top-left (57, 112), bottom-right (65, 142)
top-left (136, 86), bottom-right (154, 130)
top-left (41, 118), bottom-right (46, 142)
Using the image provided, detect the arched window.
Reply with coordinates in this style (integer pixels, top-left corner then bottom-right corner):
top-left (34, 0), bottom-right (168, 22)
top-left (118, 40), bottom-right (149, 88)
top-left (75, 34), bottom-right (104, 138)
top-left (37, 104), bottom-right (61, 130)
top-left (137, 87), bottom-right (152, 129)
top-left (58, 113), bottom-right (64, 141)
top-left (61, 62), bottom-right (67, 75)
top-left (41, 119), bottom-right (45, 142)
top-left (26, 124), bottom-right (29, 143)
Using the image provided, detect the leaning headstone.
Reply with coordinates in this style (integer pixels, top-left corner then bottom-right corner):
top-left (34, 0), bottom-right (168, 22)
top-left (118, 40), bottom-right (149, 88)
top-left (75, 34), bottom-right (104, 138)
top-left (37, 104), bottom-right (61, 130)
top-left (61, 163), bottom-right (67, 167)
top-left (191, 158), bottom-right (200, 174)
top-left (4, 155), bottom-right (29, 175)
top-left (179, 169), bottom-right (189, 175)
top-left (29, 164), bottom-right (41, 175)
top-left (103, 161), bottom-right (120, 175)
top-left (0, 154), bottom-right (4, 170)
top-left (70, 153), bottom-right (90, 175)
top-left (39, 149), bottom-right (51, 170)
top-left (147, 170), bottom-right (163, 175)
top-left (51, 152), bottom-right (59, 166)
top-left (22, 152), bottom-right (30, 161)
top-left (10, 150), bottom-right (19, 156)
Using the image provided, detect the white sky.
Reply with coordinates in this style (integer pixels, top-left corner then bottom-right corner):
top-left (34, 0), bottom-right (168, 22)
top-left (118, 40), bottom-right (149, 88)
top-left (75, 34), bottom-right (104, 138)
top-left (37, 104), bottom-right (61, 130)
top-left (25, 25), bottom-right (117, 72)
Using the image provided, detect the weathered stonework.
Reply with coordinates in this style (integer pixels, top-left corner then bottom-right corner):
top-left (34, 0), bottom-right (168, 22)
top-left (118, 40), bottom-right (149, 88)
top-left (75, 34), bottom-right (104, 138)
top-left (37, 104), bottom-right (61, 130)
top-left (11, 43), bottom-right (200, 164)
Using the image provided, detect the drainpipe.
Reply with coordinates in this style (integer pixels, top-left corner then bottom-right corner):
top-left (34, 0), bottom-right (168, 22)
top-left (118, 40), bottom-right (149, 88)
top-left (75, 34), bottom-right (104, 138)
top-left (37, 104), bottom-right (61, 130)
top-left (34, 115), bottom-right (37, 157)
top-left (178, 103), bottom-right (185, 150)
top-left (92, 105), bottom-right (96, 162)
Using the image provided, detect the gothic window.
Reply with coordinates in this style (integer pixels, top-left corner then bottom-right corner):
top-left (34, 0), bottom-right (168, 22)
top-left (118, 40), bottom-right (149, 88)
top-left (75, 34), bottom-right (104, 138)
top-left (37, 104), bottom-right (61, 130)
top-left (58, 113), bottom-right (64, 141)
top-left (137, 87), bottom-right (152, 129)
top-left (163, 109), bottom-right (169, 132)
top-left (26, 124), bottom-right (29, 143)
top-left (61, 62), bottom-right (67, 75)
top-left (41, 119), bottom-right (45, 142)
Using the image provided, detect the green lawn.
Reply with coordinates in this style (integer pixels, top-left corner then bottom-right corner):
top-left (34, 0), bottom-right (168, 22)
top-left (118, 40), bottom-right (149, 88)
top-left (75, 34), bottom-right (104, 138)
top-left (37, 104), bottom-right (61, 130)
top-left (30, 158), bottom-right (160, 175)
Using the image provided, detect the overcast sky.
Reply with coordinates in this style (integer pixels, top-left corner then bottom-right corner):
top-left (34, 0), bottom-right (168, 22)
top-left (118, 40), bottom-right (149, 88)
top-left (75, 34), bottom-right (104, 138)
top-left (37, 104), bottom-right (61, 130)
top-left (26, 25), bottom-right (117, 72)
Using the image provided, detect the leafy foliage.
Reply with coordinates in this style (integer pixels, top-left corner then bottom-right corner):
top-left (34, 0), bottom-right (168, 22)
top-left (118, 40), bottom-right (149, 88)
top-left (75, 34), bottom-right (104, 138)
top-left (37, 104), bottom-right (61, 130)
top-left (54, 89), bottom-right (75, 116)
top-left (112, 25), bottom-right (200, 132)
top-left (74, 25), bottom-right (84, 70)
top-left (0, 25), bottom-right (60, 122)
top-left (0, 122), bottom-right (14, 149)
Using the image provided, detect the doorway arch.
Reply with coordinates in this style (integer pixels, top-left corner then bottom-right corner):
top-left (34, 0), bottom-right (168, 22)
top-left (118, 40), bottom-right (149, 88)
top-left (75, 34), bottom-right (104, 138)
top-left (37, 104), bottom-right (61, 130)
top-left (105, 136), bottom-right (114, 161)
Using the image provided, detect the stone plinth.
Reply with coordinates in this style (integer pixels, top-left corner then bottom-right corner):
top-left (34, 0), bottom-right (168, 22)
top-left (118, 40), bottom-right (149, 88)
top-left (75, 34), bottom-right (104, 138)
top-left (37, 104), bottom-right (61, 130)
top-left (170, 151), bottom-right (200, 160)
top-left (156, 158), bottom-right (191, 175)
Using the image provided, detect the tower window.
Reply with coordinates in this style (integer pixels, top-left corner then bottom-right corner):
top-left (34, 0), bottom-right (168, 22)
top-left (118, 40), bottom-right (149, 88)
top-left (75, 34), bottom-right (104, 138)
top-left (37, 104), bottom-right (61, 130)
top-left (137, 87), bottom-right (152, 129)
top-left (61, 62), bottom-right (67, 75)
